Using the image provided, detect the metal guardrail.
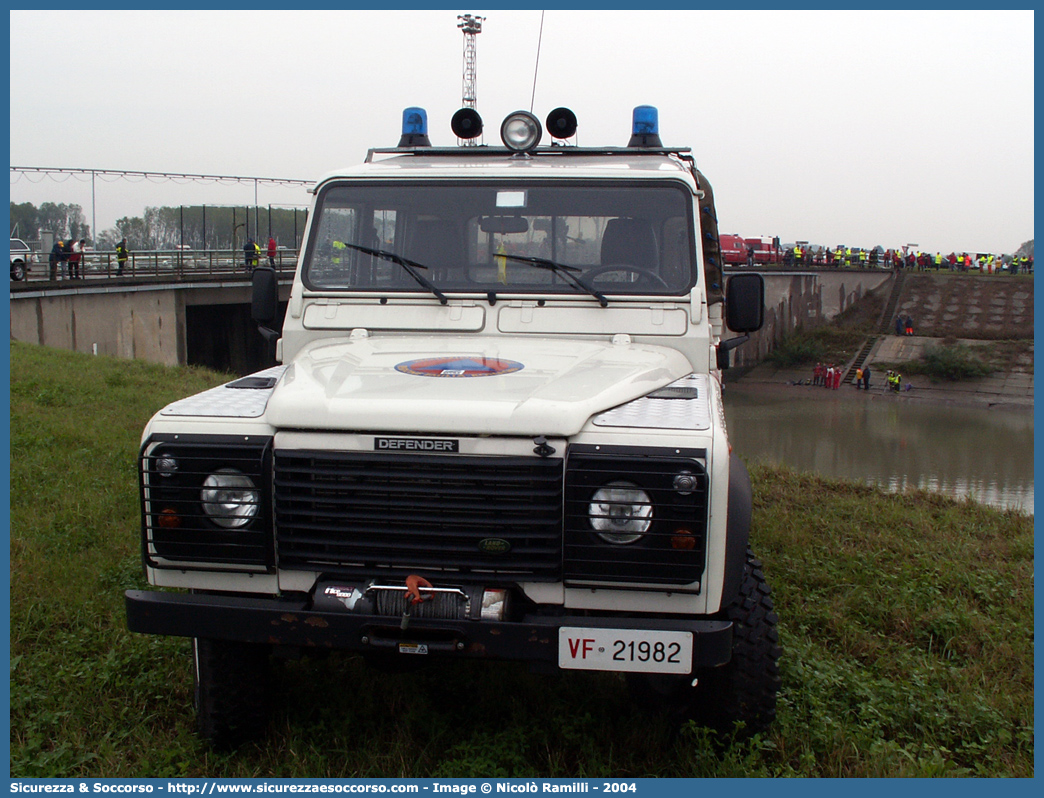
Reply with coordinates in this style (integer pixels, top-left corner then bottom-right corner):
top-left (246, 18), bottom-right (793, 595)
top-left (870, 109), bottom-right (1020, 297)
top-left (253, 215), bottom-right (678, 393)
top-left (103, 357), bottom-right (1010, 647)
top-left (12, 248), bottom-right (299, 284)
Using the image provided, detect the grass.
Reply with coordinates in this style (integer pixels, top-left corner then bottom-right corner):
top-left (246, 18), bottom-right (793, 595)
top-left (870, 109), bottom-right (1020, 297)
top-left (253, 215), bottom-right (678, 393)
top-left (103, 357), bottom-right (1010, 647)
top-left (899, 342), bottom-right (995, 381)
top-left (9, 341), bottom-right (1035, 777)
top-left (877, 338), bottom-right (1035, 382)
top-left (766, 326), bottom-right (865, 368)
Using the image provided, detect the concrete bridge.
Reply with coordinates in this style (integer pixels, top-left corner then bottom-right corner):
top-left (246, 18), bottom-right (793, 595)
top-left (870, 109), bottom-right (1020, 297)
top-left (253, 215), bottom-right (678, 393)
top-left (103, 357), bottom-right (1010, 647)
top-left (9, 276), bottom-right (292, 375)
top-left (9, 269), bottom-right (893, 375)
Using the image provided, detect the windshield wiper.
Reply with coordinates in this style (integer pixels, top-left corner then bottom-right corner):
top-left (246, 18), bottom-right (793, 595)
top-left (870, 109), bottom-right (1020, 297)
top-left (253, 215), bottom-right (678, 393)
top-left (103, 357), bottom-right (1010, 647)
top-left (498, 254), bottom-right (608, 307)
top-left (339, 243), bottom-right (448, 305)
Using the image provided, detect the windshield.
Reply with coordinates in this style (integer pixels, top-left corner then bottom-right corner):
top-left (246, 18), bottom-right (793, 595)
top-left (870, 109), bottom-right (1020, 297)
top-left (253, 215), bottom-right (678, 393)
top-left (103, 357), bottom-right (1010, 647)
top-left (302, 181), bottom-right (696, 297)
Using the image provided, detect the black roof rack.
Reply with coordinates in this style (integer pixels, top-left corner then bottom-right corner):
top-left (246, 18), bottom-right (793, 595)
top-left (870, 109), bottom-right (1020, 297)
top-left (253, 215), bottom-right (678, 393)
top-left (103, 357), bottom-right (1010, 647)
top-left (365, 145), bottom-right (693, 163)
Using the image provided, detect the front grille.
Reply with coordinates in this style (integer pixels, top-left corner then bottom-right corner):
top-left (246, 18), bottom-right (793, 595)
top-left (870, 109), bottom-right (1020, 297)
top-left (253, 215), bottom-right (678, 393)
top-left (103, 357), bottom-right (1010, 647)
top-left (564, 447), bottom-right (708, 585)
top-left (274, 450), bottom-right (563, 581)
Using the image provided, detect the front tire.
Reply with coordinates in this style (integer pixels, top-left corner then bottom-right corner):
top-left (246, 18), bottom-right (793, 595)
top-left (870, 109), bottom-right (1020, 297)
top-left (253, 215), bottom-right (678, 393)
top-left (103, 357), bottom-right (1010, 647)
top-left (11, 261), bottom-right (26, 281)
top-left (629, 547), bottom-right (781, 737)
top-left (193, 638), bottom-right (272, 749)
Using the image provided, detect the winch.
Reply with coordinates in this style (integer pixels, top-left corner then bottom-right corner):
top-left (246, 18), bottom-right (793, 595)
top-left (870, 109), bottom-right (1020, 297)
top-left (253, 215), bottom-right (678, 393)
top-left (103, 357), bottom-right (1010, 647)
top-left (312, 579), bottom-right (509, 624)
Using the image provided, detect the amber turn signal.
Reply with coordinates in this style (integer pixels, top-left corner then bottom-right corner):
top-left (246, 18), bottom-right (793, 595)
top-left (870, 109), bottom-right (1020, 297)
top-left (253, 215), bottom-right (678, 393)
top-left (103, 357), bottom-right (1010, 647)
top-left (158, 508), bottom-right (181, 529)
top-left (670, 529), bottom-right (696, 550)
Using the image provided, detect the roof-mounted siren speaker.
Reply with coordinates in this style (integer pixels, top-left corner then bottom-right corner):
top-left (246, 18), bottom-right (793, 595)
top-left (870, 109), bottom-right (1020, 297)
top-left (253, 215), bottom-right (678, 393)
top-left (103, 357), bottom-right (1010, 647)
top-left (628, 105), bottom-right (663, 148)
top-left (398, 107), bottom-right (432, 147)
top-left (545, 107), bottom-right (578, 140)
top-left (451, 107), bottom-right (484, 140)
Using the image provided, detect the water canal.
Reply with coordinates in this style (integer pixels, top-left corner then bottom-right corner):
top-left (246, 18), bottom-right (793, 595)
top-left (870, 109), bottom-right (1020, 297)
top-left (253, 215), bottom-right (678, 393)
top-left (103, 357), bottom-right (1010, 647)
top-left (723, 386), bottom-right (1034, 514)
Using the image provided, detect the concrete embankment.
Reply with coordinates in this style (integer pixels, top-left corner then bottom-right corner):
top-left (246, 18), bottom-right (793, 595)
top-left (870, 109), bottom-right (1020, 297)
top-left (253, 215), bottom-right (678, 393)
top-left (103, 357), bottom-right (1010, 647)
top-left (734, 273), bottom-right (1034, 410)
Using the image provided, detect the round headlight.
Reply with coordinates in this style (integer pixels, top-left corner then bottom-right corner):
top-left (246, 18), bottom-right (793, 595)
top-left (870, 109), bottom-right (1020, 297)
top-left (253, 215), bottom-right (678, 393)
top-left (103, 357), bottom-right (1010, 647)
top-left (156, 455), bottom-right (179, 477)
top-left (201, 469), bottom-right (259, 529)
top-left (589, 481), bottom-right (652, 544)
top-left (500, 111), bottom-right (542, 152)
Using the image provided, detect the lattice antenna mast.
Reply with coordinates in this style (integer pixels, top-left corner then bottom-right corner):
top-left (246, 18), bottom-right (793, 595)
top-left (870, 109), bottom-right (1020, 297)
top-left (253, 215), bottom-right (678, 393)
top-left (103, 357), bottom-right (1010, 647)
top-left (457, 14), bottom-right (484, 145)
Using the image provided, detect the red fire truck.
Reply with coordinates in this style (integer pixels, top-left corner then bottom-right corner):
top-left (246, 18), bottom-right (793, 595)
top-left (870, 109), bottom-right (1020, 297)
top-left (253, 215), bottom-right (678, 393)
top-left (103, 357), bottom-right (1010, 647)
top-left (720, 234), bottom-right (747, 265)
top-left (744, 237), bottom-right (777, 264)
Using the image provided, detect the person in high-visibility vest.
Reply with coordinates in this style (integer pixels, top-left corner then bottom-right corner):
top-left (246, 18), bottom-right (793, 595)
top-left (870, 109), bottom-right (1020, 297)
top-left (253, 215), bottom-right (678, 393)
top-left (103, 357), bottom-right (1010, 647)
top-left (331, 239), bottom-right (346, 264)
top-left (496, 241), bottom-right (508, 284)
top-left (116, 237), bottom-right (129, 277)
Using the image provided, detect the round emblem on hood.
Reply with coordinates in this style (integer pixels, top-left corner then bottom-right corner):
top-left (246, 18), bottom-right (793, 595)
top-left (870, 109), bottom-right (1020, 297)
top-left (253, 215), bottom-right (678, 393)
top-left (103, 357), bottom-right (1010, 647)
top-left (395, 356), bottom-right (524, 378)
top-left (478, 537), bottom-right (512, 554)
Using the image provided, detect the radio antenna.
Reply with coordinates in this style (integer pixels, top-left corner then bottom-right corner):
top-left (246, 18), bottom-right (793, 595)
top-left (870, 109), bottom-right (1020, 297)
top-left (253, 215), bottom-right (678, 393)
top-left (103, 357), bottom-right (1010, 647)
top-left (529, 10), bottom-right (546, 113)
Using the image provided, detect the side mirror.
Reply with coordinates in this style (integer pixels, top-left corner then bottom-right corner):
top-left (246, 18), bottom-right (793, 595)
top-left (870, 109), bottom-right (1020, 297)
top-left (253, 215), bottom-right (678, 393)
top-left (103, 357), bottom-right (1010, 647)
top-left (725, 272), bottom-right (764, 333)
top-left (718, 272), bottom-right (765, 370)
top-left (251, 266), bottom-right (280, 343)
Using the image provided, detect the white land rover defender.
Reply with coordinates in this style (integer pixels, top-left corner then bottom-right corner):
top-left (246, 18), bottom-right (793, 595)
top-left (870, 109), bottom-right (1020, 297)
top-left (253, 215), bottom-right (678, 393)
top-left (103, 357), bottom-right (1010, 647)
top-left (126, 105), bottom-right (780, 748)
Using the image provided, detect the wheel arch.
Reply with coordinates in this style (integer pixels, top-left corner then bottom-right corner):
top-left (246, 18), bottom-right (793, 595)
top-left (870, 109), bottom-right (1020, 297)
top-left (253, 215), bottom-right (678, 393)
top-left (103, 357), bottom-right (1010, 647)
top-left (720, 451), bottom-right (752, 608)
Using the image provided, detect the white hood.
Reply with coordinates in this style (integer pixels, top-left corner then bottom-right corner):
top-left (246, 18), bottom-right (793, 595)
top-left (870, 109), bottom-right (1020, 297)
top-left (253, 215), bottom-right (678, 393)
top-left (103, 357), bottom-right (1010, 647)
top-left (264, 336), bottom-right (693, 436)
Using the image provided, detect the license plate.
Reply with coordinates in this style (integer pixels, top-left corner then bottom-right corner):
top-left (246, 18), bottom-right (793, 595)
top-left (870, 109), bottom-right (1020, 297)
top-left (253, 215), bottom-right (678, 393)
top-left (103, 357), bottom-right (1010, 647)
top-left (558, 627), bottom-right (693, 674)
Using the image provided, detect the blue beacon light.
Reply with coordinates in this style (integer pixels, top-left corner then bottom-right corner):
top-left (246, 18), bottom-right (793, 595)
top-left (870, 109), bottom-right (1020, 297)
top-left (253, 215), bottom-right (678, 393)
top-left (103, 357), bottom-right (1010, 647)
top-left (398, 107), bottom-right (432, 147)
top-left (628, 105), bottom-right (663, 148)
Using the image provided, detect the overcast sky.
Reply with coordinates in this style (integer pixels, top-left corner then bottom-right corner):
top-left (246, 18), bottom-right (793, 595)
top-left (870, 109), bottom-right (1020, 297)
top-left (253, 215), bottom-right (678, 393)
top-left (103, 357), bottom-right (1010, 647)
top-left (8, 9), bottom-right (1035, 254)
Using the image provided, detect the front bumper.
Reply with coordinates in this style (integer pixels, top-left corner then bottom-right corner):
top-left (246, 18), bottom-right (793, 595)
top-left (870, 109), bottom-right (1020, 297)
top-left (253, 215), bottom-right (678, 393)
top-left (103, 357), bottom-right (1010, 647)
top-left (125, 589), bottom-right (732, 671)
